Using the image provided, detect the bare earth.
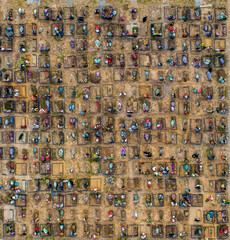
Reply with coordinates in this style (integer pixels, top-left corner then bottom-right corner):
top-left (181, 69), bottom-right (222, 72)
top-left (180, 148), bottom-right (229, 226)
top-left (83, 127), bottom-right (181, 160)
top-left (0, 0), bottom-right (229, 239)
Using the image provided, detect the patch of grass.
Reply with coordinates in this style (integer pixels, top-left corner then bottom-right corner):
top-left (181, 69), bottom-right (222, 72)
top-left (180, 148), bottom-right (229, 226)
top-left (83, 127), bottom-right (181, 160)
top-left (54, 36), bottom-right (62, 41)
top-left (123, 4), bottom-right (129, 10)
top-left (57, 55), bottom-right (64, 62)
top-left (89, 0), bottom-right (97, 5)
top-left (31, 84), bottom-right (37, 95)
top-left (138, 97), bottom-right (145, 105)
top-left (89, 163), bottom-right (95, 175)
top-left (138, 0), bottom-right (155, 3)
top-left (205, 148), bottom-right (213, 157)
top-left (25, 235), bottom-right (33, 240)
top-left (76, 92), bottom-right (83, 98)
top-left (76, 179), bottom-right (81, 188)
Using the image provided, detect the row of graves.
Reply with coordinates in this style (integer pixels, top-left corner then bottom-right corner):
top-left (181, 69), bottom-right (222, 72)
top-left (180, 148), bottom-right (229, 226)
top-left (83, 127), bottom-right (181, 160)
top-left (0, 4), bottom-right (229, 240)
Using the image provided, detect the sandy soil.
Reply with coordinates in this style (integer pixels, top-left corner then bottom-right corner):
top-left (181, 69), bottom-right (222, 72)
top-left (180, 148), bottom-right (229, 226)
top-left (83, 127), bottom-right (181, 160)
top-left (0, 0), bottom-right (229, 239)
